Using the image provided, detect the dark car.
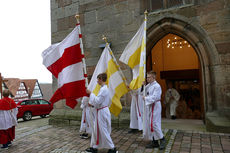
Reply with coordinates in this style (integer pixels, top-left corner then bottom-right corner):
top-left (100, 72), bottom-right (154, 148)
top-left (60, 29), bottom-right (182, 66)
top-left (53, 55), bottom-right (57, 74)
top-left (16, 99), bottom-right (53, 121)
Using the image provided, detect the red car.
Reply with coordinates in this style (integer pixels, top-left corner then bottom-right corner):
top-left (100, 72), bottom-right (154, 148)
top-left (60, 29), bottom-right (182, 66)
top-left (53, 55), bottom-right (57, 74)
top-left (16, 99), bottom-right (53, 121)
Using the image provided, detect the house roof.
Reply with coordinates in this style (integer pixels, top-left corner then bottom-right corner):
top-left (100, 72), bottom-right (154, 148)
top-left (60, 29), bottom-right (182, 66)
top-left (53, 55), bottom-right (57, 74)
top-left (3, 78), bottom-right (21, 96)
top-left (21, 79), bottom-right (37, 97)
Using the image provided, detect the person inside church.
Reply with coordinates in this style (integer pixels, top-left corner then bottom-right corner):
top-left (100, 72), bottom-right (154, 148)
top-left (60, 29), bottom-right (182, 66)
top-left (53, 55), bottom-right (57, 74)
top-left (143, 71), bottom-right (166, 150)
top-left (165, 82), bottom-right (180, 120)
top-left (0, 89), bottom-right (18, 149)
top-left (86, 73), bottom-right (117, 153)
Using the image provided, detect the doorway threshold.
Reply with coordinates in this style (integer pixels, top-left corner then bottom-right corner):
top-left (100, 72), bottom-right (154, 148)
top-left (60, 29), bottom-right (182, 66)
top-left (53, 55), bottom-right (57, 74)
top-left (162, 118), bottom-right (206, 132)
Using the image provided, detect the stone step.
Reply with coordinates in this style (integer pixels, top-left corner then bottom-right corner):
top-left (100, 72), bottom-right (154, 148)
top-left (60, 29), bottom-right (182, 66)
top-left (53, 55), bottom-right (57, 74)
top-left (206, 112), bottom-right (230, 133)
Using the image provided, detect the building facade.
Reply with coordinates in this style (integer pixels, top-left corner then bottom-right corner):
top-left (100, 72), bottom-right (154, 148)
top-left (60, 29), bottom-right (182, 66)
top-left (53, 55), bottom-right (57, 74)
top-left (50, 0), bottom-right (230, 132)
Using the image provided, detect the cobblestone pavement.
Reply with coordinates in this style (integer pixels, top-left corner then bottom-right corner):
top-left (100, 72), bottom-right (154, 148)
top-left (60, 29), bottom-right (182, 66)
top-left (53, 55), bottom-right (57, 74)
top-left (1, 119), bottom-right (230, 153)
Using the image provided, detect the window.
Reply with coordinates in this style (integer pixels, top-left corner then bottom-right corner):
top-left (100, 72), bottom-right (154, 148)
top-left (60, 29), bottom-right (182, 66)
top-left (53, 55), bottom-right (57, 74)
top-left (39, 100), bottom-right (49, 105)
top-left (144, 0), bottom-right (194, 12)
top-left (26, 100), bottom-right (39, 105)
top-left (167, 0), bottom-right (184, 8)
top-left (149, 0), bottom-right (164, 11)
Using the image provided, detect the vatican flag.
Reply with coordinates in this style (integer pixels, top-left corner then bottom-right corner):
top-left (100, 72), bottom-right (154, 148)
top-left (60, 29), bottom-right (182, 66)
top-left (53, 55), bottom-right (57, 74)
top-left (87, 45), bottom-right (129, 116)
top-left (119, 19), bottom-right (146, 90)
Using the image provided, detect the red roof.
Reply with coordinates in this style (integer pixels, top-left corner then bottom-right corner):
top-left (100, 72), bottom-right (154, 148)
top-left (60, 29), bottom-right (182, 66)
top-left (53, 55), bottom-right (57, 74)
top-left (21, 79), bottom-right (37, 97)
top-left (3, 78), bottom-right (21, 96)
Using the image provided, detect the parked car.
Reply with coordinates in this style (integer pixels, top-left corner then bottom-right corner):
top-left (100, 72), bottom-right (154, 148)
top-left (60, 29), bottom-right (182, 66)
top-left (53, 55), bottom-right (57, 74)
top-left (16, 99), bottom-right (53, 121)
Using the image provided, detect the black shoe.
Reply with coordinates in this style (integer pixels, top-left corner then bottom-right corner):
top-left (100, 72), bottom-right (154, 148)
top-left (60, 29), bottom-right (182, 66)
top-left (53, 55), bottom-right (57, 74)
top-left (81, 133), bottom-right (89, 139)
top-left (108, 148), bottom-right (118, 153)
top-left (86, 147), bottom-right (98, 153)
top-left (171, 116), bottom-right (176, 120)
top-left (1, 144), bottom-right (8, 149)
top-left (145, 140), bottom-right (159, 148)
top-left (159, 138), bottom-right (166, 150)
top-left (128, 129), bottom-right (138, 133)
top-left (7, 141), bottom-right (12, 147)
top-left (152, 140), bottom-right (160, 148)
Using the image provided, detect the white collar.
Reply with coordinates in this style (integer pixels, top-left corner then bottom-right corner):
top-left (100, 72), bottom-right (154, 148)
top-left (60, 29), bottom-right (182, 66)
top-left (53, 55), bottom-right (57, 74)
top-left (149, 80), bottom-right (156, 85)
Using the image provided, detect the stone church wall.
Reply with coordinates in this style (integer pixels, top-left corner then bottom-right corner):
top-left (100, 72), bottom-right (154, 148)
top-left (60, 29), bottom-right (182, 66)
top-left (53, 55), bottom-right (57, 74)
top-left (50, 0), bottom-right (230, 132)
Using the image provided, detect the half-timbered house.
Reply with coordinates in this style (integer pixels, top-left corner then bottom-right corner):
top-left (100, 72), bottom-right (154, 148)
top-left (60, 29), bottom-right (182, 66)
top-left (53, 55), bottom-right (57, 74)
top-left (3, 78), bottom-right (29, 102)
top-left (22, 79), bottom-right (43, 99)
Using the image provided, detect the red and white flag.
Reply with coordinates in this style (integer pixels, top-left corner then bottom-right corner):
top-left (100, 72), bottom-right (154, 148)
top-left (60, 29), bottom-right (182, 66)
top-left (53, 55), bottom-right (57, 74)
top-left (42, 26), bottom-right (87, 109)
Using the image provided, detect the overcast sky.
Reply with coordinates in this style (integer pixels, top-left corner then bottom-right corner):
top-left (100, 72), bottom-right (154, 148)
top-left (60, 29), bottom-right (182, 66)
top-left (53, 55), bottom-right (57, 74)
top-left (0, 1), bottom-right (52, 83)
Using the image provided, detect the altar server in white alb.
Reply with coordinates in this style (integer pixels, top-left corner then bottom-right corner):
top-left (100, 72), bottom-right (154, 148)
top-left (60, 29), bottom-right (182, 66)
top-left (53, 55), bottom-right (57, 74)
top-left (129, 87), bottom-right (143, 133)
top-left (165, 82), bottom-right (180, 120)
top-left (143, 71), bottom-right (166, 150)
top-left (86, 73), bottom-right (117, 153)
top-left (79, 96), bottom-right (95, 139)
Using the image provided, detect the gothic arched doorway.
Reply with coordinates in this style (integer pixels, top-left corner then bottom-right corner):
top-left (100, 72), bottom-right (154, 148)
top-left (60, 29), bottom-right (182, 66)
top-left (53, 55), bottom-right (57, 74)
top-left (148, 33), bottom-right (204, 119)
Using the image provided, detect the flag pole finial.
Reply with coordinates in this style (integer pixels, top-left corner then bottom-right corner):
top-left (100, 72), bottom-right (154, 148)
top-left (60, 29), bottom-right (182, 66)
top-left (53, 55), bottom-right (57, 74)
top-left (102, 35), bottom-right (108, 44)
top-left (144, 10), bottom-right (148, 17)
top-left (75, 14), bottom-right (80, 23)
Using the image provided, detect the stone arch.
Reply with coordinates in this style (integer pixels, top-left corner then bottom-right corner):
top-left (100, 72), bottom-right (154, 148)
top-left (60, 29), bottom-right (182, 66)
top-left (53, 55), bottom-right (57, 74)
top-left (146, 14), bottom-right (220, 116)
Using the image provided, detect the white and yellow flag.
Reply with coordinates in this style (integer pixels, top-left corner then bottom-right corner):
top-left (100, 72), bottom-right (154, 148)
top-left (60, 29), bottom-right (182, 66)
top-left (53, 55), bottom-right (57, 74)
top-left (87, 45), bottom-right (129, 116)
top-left (119, 19), bottom-right (146, 90)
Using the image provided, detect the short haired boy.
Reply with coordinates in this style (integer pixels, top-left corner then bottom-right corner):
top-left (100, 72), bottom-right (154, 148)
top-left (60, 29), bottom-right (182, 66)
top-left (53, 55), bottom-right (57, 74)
top-left (143, 71), bottom-right (166, 150)
top-left (86, 73), bottom-right (117, 153)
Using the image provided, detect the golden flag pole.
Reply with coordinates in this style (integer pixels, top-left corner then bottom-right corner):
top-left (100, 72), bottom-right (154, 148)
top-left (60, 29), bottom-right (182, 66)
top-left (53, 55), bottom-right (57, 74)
top-left (102, 35), bottom-right (133, 107)
top-left (102, 35), bottom-right (129, 87)
top-left (143, 9), bottom-right (148, 139)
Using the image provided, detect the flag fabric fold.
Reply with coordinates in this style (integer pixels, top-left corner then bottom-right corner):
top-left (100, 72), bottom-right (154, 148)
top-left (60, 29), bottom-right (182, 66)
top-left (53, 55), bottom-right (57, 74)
top-left (87, 45), bottom-right (129, 116)
top-left (119, 20), bottom-right (146, 90)
top-left (42, 26), bottom-right (87, 109)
